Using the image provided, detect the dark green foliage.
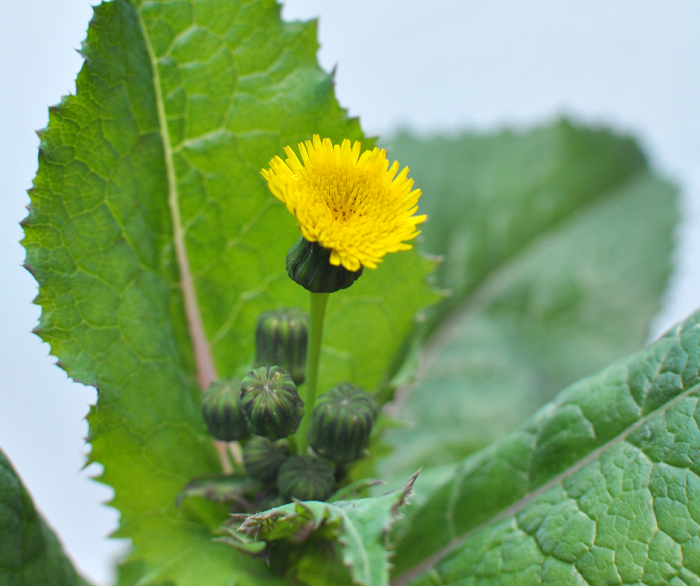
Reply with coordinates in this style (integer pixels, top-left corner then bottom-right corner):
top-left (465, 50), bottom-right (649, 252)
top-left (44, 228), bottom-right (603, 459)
top-left (201, 379), bottom-right (251, 441)
top-left (277, 456), bottom-right (336, 501)
top-left (254, 308), bottom-right (309, 385)
top-left (0, 448), bottom-right (89, 586)
top-left (286, 237), bottom-right (363, 293)
top-left (390, 310), bottom-right (700, 584)
top-left (309, 383), bottom-right (377, 463)
top-left (241, 366), bottom-right (304, 440)
top-left (243, 437), bottom-right (290, 483)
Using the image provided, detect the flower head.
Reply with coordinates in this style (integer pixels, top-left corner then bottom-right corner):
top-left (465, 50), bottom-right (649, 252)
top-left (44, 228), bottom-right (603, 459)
top-left (261, 136), bottom-right (426, 272)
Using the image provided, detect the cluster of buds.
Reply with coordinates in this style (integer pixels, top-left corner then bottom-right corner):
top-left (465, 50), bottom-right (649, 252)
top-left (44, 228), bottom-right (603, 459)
top-left (199, 307), bottom-right (378, 505)
top-left (193, 138), bottom-right (423, 520)
top-left (201, 310), bottom-right (307, 445)
top-left (201, 365), bottom-right (304, 446)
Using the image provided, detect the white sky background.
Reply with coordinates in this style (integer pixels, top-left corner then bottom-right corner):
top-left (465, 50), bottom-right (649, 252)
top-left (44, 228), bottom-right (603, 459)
top-left (1, 1), bottom-right (699, 584)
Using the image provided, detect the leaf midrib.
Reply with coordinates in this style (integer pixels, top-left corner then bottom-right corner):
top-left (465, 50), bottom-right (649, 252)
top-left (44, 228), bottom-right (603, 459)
top-left (391, 377), bottom-right (700, 586)
top-left (136, 9), bottom-right (218, 392)
top-left (337, 507), bottom-right (373, 585)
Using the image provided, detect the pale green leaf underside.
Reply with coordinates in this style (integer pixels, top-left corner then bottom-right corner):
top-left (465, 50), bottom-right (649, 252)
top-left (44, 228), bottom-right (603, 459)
top-left (0, 448), bottom-right (90, 586)
top-left (381, 125), bottom-right (676, 482)
top-left (22, 0), bottom-right (436, 584)
top-left (391, 310), bottom-right (700, 585)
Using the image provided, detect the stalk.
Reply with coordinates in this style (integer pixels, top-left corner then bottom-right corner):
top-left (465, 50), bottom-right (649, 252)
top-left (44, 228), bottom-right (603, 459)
top-left (296, 291), bottom-right (329, 454)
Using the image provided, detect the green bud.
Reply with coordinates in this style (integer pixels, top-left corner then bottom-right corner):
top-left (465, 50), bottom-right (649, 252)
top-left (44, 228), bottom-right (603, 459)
top-left (240, 366), bottom-right (304, 441)
top-left (255, 308), bottom-right (309, 385)
top-left (243, 437), bottom-right (290, 483)
top-left (308, 383), bottom-right (377, 463)
top-left (277, 455), bottom-right (336, 502)
top-left (286, 237), bottom-right (363, 294)
top-left (200, 379), bottom-right (251, 441)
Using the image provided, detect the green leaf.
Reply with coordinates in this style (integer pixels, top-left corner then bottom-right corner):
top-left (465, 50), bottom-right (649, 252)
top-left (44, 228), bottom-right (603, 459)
top-left (21, 1), bottom-right (436, 585)
top-left (329, 479), bottom-right (386, 503)
top-left (0, 447), bottom-right (90, 586)
top-left (390, 309), bottom-right (700, 585)
top-left (381, 123), bottom-right (677, 481)
top-left (224, 473), bottom-right (417, 586)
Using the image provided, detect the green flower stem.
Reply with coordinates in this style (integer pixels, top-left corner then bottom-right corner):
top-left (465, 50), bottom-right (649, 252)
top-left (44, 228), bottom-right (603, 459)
top-left (297, 291), bottom-right (329, 454)
top-left (287, 434), bottom-right (298, 455)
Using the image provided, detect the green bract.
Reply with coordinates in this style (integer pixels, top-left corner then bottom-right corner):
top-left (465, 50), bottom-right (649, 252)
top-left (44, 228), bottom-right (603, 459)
top-left (308, 383), bottom-right (376, 463)
top-left (254, 308), bottom-right (309, 385)
top-left (286, 237), bottom-right (363, 294)
top-left (201, 379), bottom-right (250, 441)
top-left (241, 366), bottom-right (304, 441)
top-left (277, 455), bottom-right (336, 502)
top-left (243, 437), bottom-right (290, 483)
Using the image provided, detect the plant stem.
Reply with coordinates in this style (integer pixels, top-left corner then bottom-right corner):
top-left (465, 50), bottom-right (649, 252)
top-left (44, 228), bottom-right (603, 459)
top-left (214, 442), bottom-right (233, 474)
top-left (297, 291), bottom-right (329, 454)
top-left (228, 442), bottom-right (243, 468)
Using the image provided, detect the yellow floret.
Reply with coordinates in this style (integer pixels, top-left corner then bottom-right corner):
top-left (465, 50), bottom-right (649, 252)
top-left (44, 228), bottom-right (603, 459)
top-left (261, 135), bottom-right (426, 272)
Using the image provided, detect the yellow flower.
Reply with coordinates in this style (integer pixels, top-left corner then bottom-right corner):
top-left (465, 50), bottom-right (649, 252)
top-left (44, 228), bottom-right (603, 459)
top-left (261, 135), bottom-right (426, 272)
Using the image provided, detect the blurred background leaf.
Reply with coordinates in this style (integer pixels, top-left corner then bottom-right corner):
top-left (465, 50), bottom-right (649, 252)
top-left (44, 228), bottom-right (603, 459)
top-left (380, 121), bottom-right (677, 483)
top-left (0, 447), bottom-right (90, 586)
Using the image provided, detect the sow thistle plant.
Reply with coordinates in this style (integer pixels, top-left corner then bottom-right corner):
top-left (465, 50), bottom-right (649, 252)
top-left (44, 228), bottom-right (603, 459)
top-left (10, 1), bottom-right (697, 585)
top-left (195, 136), bottom-right (423, 512)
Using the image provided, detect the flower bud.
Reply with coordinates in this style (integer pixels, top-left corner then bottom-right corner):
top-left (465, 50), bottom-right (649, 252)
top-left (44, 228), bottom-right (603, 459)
top-left (201, 378), bottom-right (251, 441)
top-left (286, 237), bottom-right (363, 294)
top-left (308, 383), bottom-right (377, 463)
top-left (277, 455), bottom-right (336, 502)
top-left (243, 437), bottom-right (290, 483)
top-left (255, 309), bottom-right (309, 385)
top-left (240, 366), bottom-right (304, 441)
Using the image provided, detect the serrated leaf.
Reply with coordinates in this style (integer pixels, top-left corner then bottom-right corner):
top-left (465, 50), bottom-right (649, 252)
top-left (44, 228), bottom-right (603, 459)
top-left (390, 309), bottom-right (700, 585)
top-left (227, 473), bottom-right (417, 586)
top-left (381, 123), bottom-right (676, 482)
top-left (0, 447), bottom-right (90, 586)
top-left (329, 479), bottom-right (386, 503)
top-left (21, 1), bottom-right (437, 584)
